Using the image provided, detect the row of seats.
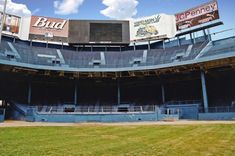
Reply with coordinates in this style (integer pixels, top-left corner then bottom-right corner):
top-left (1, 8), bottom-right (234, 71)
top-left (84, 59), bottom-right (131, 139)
top-left (0, 38), bottom-right (234, 69)
top-left (201, 37), bottom-right (235, 57)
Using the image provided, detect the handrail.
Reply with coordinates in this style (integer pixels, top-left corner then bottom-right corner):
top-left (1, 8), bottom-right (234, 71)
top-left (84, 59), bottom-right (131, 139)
top-left (199, 106), bottom-right (235, 113)
top-left (33, 105), bottom-right (158, 114)
top-left (211, 28), bottom-right (235, 36)
top-left (165, 100), bottom-right (202, 105)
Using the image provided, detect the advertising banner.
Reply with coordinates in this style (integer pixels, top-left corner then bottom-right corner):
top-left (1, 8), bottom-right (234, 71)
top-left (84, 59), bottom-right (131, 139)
top-left (0, 13), bottom-right (20, 34)
top-left (29, 16), bottom-right (68, 38)
top-left (130, 14), bottom-right (176, 42)
top-left (175, 0), bottom-right (220, 31)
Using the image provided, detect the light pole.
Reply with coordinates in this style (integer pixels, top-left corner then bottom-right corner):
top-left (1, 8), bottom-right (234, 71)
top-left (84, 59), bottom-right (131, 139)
top-left (0, 0), bottom-right (7, 43)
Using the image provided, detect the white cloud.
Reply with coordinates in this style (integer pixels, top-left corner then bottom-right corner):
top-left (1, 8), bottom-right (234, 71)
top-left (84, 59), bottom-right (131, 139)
top-left (101, 0), bottom-right (138, 20)
top-left (54, 0), bottom-right (84, 15)
top-left (0, 0), bottom-right (31, 17)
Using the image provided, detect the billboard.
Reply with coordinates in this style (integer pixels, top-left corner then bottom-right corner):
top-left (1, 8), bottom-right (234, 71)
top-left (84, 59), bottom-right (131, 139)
top-left (29, 16), bottom-right (69, 40)
top-left (0, 13), bottom-right (20, 34)
top-left (130, 14), bottom-right (176, 42)
top-left (175, 0), bottom-right (219, 31)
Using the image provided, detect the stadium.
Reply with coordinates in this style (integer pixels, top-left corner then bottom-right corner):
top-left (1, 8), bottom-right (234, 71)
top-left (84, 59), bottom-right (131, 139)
top-left (0, 0), bottom-right (234, 123)
top-left (1, 0), bottom-right (235, 155)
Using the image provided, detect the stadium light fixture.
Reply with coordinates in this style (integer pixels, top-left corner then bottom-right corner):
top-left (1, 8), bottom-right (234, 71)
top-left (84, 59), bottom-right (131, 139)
top-left (0, 0), bottom-right (7, 43)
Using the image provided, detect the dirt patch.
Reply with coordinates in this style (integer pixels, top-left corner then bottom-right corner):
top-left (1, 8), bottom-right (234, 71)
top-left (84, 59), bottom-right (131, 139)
top-left (1, 120), bottom-right (235, 127)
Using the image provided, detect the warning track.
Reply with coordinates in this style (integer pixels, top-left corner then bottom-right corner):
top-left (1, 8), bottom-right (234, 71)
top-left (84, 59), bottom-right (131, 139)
top-left (1, 120), bottom-right (235, 127)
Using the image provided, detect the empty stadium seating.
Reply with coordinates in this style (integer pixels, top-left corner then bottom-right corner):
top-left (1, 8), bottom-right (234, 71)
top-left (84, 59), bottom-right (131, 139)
top-left (201, 37), bottom-right (235, 57)
top-left (0, 36), bottom-right (234, 70)
top-left (1, 37), bottom-right (234, 70)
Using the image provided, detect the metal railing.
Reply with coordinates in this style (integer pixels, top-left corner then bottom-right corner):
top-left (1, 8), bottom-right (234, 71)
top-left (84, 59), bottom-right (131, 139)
top-left (35, 105), bottom-right (158, 114)
top-left (165, 100), bottom-right (202, 106)
top-left (199, 106), bottom-right (235, 113)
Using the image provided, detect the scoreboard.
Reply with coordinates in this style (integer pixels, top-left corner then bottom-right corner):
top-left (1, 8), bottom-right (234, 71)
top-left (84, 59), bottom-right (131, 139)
top-left (68, 20), bottom-right (130, 45)
top-left (90, 23), bottom-right (122, 43)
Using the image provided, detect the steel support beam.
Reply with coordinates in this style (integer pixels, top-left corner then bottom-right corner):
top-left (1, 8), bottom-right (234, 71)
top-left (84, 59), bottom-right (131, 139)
top-left (161, 84), bottom-right (166, 104)
top-left (117, 79), bottom-right (121, 105)
top-left (201, 71), bottom-right (209, 113)
top-left (74, 81), bottom-right (78, 105)
top-left (28, 82), bottom-right (32, 105)
top-left (177, 36), bottom-right (181, 47)
top-left (148, 40), bottom-right (151, 50)
top-left (190, 33), bottom-right (194, 44)
top-left (207, 29), bottom-right (212, 41)
top-left (133, 42), bottom-right (136, 51)
top-left (0, 0), bottom-right (7, 43)
top-left (162, 40), bottom-right (165, 50)
top-left (193, 32), bottom-right (196, 44)
top-left (203, 29), bottom-right (207, 40)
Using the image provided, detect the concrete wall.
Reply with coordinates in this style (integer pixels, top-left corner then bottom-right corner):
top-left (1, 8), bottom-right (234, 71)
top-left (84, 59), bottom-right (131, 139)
top-left (0, 109), bottom-right (5, 122)
top-left (24, 109), bottom-right (179, 123)
top-left (166, 104), bottom-right (199, 120)
top-left (0, 115), bottom-right (4, 122)
top-left (199, 113), bottom-right (235, 120)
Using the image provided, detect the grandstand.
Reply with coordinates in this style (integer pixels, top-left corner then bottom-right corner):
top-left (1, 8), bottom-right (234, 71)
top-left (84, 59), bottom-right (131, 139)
top-left (0, 0), bottom-right (235, 122)
top-left (0, 30), bottom-right (234, 122)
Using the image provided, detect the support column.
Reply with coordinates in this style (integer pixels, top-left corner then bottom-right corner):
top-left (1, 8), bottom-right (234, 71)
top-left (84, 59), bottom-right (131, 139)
top-left (13, 36), bottom-right (16, 43)
top-left (133, 42), bottom-right (136, 51)
top-left (203, 29), bottom-right (207, 40)
top-left (190, 33), bottom-right (194, 44)
top-left (74, 81), bottom-right (78, 105)
top-left (0, 0), bottom-right (7, 43)
top-left (148, 40), bottom-right (151, 50)
top-left (46, 39), bottom-right (48, 48)
top-left (207, 29), bottom-right (212, 41)
top-left (177, 36), bottom-right (181, 47)
top-left (30, 39), bottom-right (32, 47)
top-left (28, 82), bottom-right (32, 105)
top-left (162, 40), bottom-right (165, 50)
top-left (201, 71), bottom-right (208, 113)
top-left (161, 84), bottom-right (165, 104)
top-left (193, 32), bottom-right (196, 44)
top-left (117, 79), bottom-right (120, 105)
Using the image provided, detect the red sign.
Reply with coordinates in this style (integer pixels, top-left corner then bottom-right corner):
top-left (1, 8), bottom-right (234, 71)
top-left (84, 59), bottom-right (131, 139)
top-left (30, 16), bottom-right (68, 38)
top-left (175, 0), bottom-right (220, 31)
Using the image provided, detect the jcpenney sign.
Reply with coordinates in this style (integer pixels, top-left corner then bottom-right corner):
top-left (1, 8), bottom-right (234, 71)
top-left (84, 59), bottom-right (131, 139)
top-left (175, 0), bottom-right (219, 31)
top-left (29, 16), bottom-right (68, 38)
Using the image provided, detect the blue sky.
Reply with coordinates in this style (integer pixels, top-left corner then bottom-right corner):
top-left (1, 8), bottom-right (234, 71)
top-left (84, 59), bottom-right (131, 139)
top-left (9, 0), bottom-right (235, 36)
top-left (13, 0), bottom-right (235, 24)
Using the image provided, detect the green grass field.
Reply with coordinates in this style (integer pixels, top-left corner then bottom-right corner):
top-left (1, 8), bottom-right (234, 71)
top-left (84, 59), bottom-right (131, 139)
top-left (0, 124), bottom-right (235, 156)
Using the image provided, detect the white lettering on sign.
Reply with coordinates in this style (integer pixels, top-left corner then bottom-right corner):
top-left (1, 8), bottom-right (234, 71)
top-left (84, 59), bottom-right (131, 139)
top-left (33, 17), bottom-right (67, 30)
top-left (176, 0), bottom-right (218, 23)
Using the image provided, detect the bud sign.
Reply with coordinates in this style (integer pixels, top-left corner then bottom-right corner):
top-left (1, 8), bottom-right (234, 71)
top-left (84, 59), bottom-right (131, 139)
top-left (29, 16), bottom-right (68, 38)
top-left (33, 17), bottom-right (67, 30)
